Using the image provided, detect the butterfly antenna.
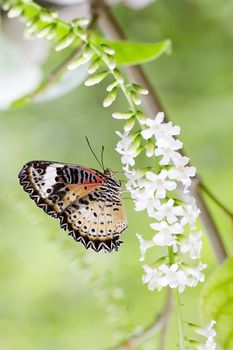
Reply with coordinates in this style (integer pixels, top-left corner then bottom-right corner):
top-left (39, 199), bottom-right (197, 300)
top-left (101, 145), bottom-right (106, 171)
top-left (85, 136), bottom-right (104, 171)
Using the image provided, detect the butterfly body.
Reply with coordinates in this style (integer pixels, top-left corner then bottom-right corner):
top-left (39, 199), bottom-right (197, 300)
top-left (19, 161), bottom-right (127, 252)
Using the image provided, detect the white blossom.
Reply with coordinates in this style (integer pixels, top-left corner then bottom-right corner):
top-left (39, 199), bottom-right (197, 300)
top-left (168, 156), bottom-right (196, 192)
top-left (125, 169), bottom-right (145, 191)
top-left (155, 136), bottom-right (183, 165)
top-left (136, 234), bottom-right (154, 261)
top-left (115, 111), bottom-right (204, 293)
top-left (142, 265), bottom-right (162, 291)
top-left (115, 131), bottom-right (139, 169)
top-left (198, 339), bottom-right (216, 350)
top-left (162, 121), bottom-right (180, 137)
top-left (196, 320), bottom-right (217, 350)
top-left (158, 264), bottom-right (188, 293)
top-left (197, 320), bottom-right (216, 339)
top-left (180, 231), bottom-right (203, 259)
top-left (146, 170), bottom-right (177, 198)
top-left (181, 197), bottom-right (201, 229)
top-left (141, 112), bottom-right (165, 139)
top-left (185, 262), bottom-right (207, 287)
top-left (152, 198), bottom-right (183, 224)
top-left (151, 221), bottom-right (183, 250)
top-left (133, 189), bottom-right (160, 217)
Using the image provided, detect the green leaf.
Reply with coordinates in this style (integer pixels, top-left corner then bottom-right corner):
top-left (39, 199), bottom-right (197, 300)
top-left (93, 36), bottom-right (171, 66)
top-left (201, 258), bottom-right (233, 349)
top-left (10, 95), bottom-right (31, 109)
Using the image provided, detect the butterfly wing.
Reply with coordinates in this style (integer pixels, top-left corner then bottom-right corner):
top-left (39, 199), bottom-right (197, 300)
top-left (19, 161), bottom-right (127, 252)
top-left (60, 185), bottom-right (127, 252)
top-left (18, 161), bottom-right (106, 218)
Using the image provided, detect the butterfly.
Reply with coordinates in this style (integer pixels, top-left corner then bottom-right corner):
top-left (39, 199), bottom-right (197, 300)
top-left (18, 161), bottom-right (127, 252)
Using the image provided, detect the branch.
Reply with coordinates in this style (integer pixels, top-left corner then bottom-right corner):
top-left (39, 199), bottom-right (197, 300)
top-left (95, 0), bottom-right (228, 263)
top-left (200, 182), bottom-right (233, 219)
top-left (191, 177), bottom-right (228, 262)
top-left (112, 290), bottom-right (172, 350)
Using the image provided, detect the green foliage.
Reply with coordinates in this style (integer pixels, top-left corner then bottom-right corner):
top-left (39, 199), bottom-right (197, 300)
top-left (201, 258), bottom-right (233, 349)
top-left (93, 36), bottom-right (172, 65)
top-left (3, 0), bottom-right (171, 108)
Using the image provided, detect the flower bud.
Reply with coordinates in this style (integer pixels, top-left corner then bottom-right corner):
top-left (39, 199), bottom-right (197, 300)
top-left (101, 44), bottom-right (115, 55)
top-left (83, 45), bottom-right (93, 59)
top-left (46, 27), bottom-right (56, 40)
top-left (88, 58), bottom-right (101, 74)
top-left (105, 55), bottom-right (117, 70)
top-left (106, 80), bottom-right (118, 92)
top-left (76, 27), bottom-right (87, 41)
top-left (131, 91), bottom-right (142, 105)
top-left (36, 25), bottom-right (53, 39)
top-left (84, 71), bottom-right (109, 86)
top-left (55, 32), bottom-right (75, 51)
top-left (136, 111), bottom-right (146, 124)
top-left (68, 55), bottom-right (90, 70)
top-left (128, 135), bottom-right (141, 153)
top-left (132, 83), bottom-right (148, 95)
top-left (72, 18), bottom-right (89, 28)
top-left (124, 116), bottom-right (135, 132)
top-left (2, 1), bottom-right (11, 11)
top-left (146, 139), bottom-right (154, 157)
top-left (7, 4), bottom-right (23, 18)
top-left (40, 10), bottom-right (57, 22)
top-left (112, 111), bottom-right (134, 120)
top-left (25, 23), bottom-right (38, 36)
top-left (113, 69), bottom-right (124, 84)
top-left (103, 88), bottom-right (117, 108)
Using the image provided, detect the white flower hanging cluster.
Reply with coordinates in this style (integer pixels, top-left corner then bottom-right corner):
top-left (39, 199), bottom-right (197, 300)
top-left (115, 112), bottom-right (206, 293)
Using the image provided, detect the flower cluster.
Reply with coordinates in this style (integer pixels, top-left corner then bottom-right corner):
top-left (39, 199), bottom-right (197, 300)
top-left (116, 112), bottom-right (206, 293)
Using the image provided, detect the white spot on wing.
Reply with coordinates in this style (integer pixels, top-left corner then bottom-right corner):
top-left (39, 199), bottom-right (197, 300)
top-left (37, 164), bottom-right (62, 197)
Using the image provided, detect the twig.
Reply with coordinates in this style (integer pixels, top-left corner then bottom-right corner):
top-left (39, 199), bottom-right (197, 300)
top-left (191, 177), bottom-right (228, 262)
top-left (112, 290), bottom-right (172, 350)
top-left (95, 0), bottom-right (228, 263)
top-left (199, 182), bottom-right (233, 219)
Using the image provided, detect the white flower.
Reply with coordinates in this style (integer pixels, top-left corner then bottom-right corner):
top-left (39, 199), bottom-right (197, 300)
top-left (180, 231), bottom-right (203, 259)
top-left (115, 131), bottom-right (139, 169)
top-left (141, 112), bottom-right (165, 139)
top-left (198, 339), bottom-right (216, 350)
top-left (151, 221), bottom-right (183, 249)
top-left (146, 170), bottom-right (177, 198)
top-left (133, 189), bottom-right (160, 217)
top-left (142, 265), bottom-right (162, 291)
top-left (136, 234), bottom-right (154, 261)
top-left (155, 137), bottom-right (183, 165)
top-left (168, 156), bottom-right (196, 192)
top-left (125, 169), bottom-right (145, 190)
top-left (186, 262), bottom-right (207, 287)
top-left (181, 198), bottom-right (200, 229)
top-left (163, 121), bottom-right (180, 137)
top-left (158, 264), bottom-right (188, 292)
top-left (197, 320), bottom-right (216, 339)
top-left (152, 198), bottom-right (183, 224)
top-left (196, 320), bottom-right (217, 350)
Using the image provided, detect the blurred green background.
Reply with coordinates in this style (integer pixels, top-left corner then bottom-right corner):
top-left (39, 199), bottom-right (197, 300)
top-left (0, 0), bottom-right (233, 349)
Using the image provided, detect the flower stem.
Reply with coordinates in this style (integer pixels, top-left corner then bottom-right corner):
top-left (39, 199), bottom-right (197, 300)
top-left (168, 247), bottom-right (185, 350)
top-left (173, 289), bottom-right (185, 350)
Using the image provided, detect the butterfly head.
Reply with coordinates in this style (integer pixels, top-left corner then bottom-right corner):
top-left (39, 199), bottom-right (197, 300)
top-left (104, 168), bottom-right (121, 188)
top-left (104, 168), bottom-right (114, 177)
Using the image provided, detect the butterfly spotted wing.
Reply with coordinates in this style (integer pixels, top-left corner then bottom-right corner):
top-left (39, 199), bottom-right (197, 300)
top-left (18, 161), bottom-right (127, 252)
